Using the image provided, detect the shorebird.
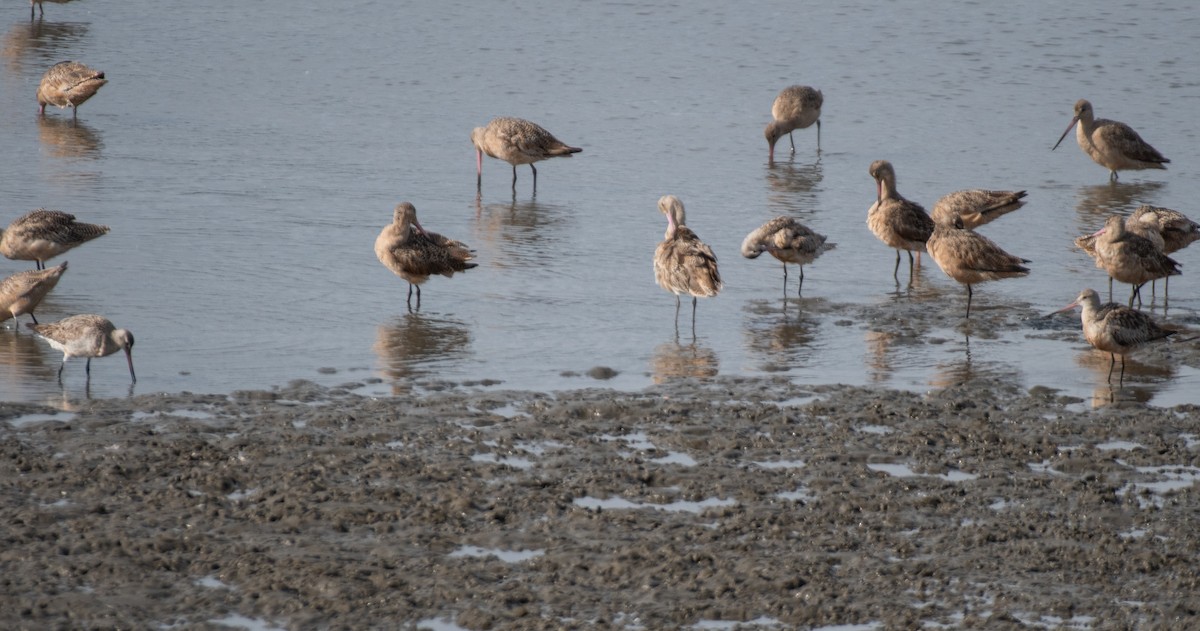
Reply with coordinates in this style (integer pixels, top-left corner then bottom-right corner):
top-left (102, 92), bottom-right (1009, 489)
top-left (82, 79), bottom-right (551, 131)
top-left (1052, 99), bottom-right (1169, 181)
top-left (1093, 215), bottom-right (1181, 307)
top-left (866, 160), bottom-right (934, 281)
top-left (0, 261), bottom-right (67, 327)
top-left (765, 85), bottom-right (823, 160)
top-left (741, 216), bottom-right (833, 296)
top-left (37, 60), bottom-right (106, 120)
top-left (930, 189), bottom-right (1027, 230)
top-left (0, 209), bottom-right (109, 269)
top-left (1074, 218), bottom-right (1160, 303)
top-left (926, 217), bottom-right (1030, 317)
top-left (654, 195), bottom-right (721, 333)
top-left (1130, 205), bottom-right (1200, 255)
top-left (27, 314), bottom-right (135, 383)
top-left (1054, 288), bottom-right (1175, 385)
top-left (471, 117), bottom-right (581, 192)
top-left (375, 202), bottom-right (476, 309)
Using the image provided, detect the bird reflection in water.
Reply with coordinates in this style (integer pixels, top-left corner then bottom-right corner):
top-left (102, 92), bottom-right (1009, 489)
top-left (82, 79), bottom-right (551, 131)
top-left (765, 158), bottom-right (823, 215)
top-left (472, 194), bottom-right (568, 271)
top-left (650, 337), bottom-right (718, 384)
top-left (1072, 345), bottom-right (1172, 397)
top-left (1, 18), bottom-right (87, 73)
top-left (742, 300), bottom-right (818, 372)
top-left (373, 312), bottom-right (471, 393)
top-left (38, 116), bottom-right (102, 158)
top-left (1073, 180), bottom-right (1165, 223)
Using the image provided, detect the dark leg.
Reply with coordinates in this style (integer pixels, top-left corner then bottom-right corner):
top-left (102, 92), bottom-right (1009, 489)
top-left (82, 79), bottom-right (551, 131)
top-left (85, 357), bottom-right (91, 376)
top-left (477, 171), bottom-right (482, 192)
top-left (406, 283), bottom-right (414, 308)
top-left (29, 312), bottom-right (38, 325)
top-left (415, 285), bottom-right (422, 310)
top-left (37, 260), bottom-right (44, 270)
top-left (57, 360), bottom-right (65, 380)
top-left (530, 164), bottom-right (538, 192)
top-left (907, 250), bottom-right (915, 279)
top-left (966, 284), bottom-right (973, 318)
top-left (788, 132), bottom-right (795, 155)
top-left (1107, 276), bottom-right (1112, 302)
top-left (1119, 355), bottom-right (1126, 387)
top-left (691, 296), bottom-right (698, 337)
top-left (798, 266), bottom-right (805, 296)
top-left (511, 165), bottom-right (518, 190)
top-left (1106, 353), bottom-right (1115, 383)
top-left (781, 263), bottom-right (788, 296)
top-left (816, 119), bottom-right (821, 151)
top-left (892, 250), bottom-right (901, 279)
top-left (673, 295), bottom-right (681, 326)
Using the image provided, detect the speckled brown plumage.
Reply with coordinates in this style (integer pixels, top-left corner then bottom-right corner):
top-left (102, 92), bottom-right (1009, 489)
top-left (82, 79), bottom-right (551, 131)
top-left (765, 85), bottom-right (822, 160)
top-left (654, 195), bottom-right (721, 332)
top-left (0, 261), bottom-right (67, 326)
top-left (471, 117), bottom-right (581, 191)
top-left (741, 216), bottom-right (833, 296)
top-left (1056, 288), bottom-right (1175, 384)
top-left (866, 160), bottom-right (933, 281)
top-left (931, 189), bottom-right (1027, 230)
top-left (1095, 215), bottom-right (1180, 307)
top-left (927, 217), bottom-right (1029, 317)
top-left (0, 208), bottom-right (109, 269)
top-left (1053, 99), bottom-right (1168, 181)
top-left (37, 60), bottom-right (106, 119)
top-left (375, 202), bottom-right (476, 309)
top-left (28, 313), bottom-right (136, 382)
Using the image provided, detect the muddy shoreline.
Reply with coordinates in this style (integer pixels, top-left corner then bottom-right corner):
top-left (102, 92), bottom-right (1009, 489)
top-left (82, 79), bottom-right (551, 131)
top-left (3, 376), bottom-right (1199, 629)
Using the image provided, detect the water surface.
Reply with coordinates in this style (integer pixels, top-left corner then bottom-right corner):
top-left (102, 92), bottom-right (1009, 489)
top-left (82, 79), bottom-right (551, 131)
top-left (2, 0), bottom-right (1199, 406)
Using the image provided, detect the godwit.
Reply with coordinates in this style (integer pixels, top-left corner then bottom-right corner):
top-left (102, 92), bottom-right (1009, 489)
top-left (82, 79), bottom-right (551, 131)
top-left (926, 217), bottom-right (1030, 317)
top-left (1052, 99), bottom-right (1169, 181)
top-left (1094, 215), bottom-right (1181, 307)
top-left (930, 189), bottom-right (1027, 230)
top-left (375, 202), bottom-right (476, 309)
top-left (0, 209), bottom-right (109, 269)
top-left (741, 216), bottom-right (833, 296)
top-left (654, 195), bottom-right (721, 333)
top-left (1130, 205), bottom-right (1200, 254)
top-left (765, 85), bottom-right (823, 160)
top-left (1054, 288), bottom-right (1175, 385)
top-left (37, 60), bottom-right (106, 120)
top-left (866, 160), bottom-right (934, 281)
top-left (27, 314), bottom-right (135, 383)
top-left (471, 117), bottom-right (581, 192)
top-left (0, 261), bottom-right (67, 327)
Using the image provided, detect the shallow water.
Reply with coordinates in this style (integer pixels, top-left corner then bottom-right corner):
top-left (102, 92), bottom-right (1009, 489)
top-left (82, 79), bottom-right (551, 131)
top-left (2, 0), bottom-right (1200, 407)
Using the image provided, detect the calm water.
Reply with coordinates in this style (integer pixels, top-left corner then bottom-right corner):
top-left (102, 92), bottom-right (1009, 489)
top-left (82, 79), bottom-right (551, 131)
top-left (2, 0), bottom-right (1200, 406)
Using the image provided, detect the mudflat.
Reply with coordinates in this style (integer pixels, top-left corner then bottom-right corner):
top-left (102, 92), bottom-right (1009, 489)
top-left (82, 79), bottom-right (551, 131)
top-left (3, 376), bottom-right (1198, 629)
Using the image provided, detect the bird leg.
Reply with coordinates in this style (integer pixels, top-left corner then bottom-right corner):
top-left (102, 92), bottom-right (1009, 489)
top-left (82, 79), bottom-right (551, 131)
top-left (1119, 355), bottom-right (1126, 387)
top-left (788, 132), bottom-right (796, 155)
top-left (892, 250), bottom-right (901, 279)
top-left (798, 266), bottom-right (805, 296)
top-left (1106, 353), bottom-right (1115, 383)
top-left (85, 357), bottom-right (92, 376)
top-left (511, 165), bottom-right (518, 190)
top-left (782, 263), bottom-right (788, 296)
top-left (907, 250), bottom-right (916, 280)
top-left (816, 119), bottom-right (822, 151)
top-left (530, 164), bottom-right (538, 192)
top-left (966, 284), bottom-right (974, 318)
top-left (406, 283), bottom-right (414, 308)
top-left (691, 296), bottom-right (698, 338)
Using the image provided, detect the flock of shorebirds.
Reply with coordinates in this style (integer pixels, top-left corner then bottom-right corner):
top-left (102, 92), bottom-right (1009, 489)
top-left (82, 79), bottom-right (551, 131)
top-left (6, 2), bottom-right (1194, 388)
top-left (372, 85), bottom-right (1194, 386)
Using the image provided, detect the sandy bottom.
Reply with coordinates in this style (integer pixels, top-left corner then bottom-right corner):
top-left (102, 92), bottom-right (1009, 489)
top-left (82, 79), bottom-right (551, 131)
top-left (3, 375), bottom-right (1200, 630)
